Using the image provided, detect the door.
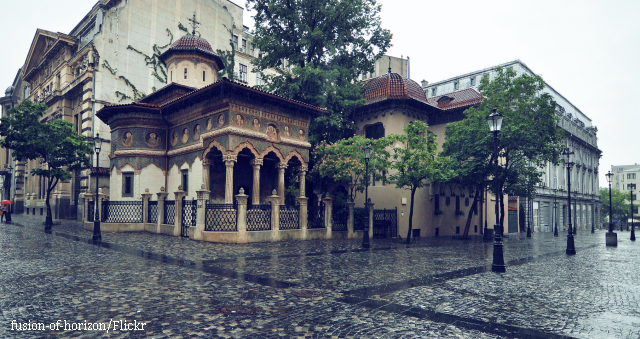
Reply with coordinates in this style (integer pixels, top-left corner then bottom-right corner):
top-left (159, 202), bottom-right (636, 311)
top-left (508, 209), bottom-right (518, 233)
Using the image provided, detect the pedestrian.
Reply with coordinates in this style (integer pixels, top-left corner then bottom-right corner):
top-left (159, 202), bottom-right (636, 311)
top-left (0, 204), bottom-right (7, 223)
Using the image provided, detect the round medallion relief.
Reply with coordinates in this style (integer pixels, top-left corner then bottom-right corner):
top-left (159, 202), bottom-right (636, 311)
top-left (122, 131), bottom-right (134, 147)
top-left (252, 118), bottom-right (261, 131)
top-left (193, 124), bottom-right (201, 141)
top-left (217, 114), bottom-right (225, 127)
top-left (171, 131), bottom-right (178, 146)
top-left (235, 114), bottom-right (245, 127)
top-left (283, 125), bottom-right (291, 137)
top-left (206, 118), bottom-right (213, 130)
top-left (298, 128), bottom-right (306, 140)
top-left (266, 124), bottom-right (278, 142)
top-left (181, 128), bottom-right (189, 144)
top-left (145, 132), bottom-right (161, 148)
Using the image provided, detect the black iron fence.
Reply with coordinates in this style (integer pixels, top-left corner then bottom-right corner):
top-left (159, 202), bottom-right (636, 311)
top-left (101, 201), bottom-right (143, 223)
top-left (373, 208), bottom-right (398, 238)
top-left (87, 201), bottom-right (94, 221)
top-left (332, 206), bottom-right (349, 231)
top-left (148, 201), bottom-right (158, 224)
top-left (308, 202), bottom-right (325, 229)
top-left (164, 200), bottom-right (175, 225)
top-left (181, 199), bottom-right (197, 237)
top-left (279, 204), bottom-right (300, 230)
top-left (247, 204), bottom-right (271, 231)
top-left (354, 207), bottom-right (368, 231)
top-left (205, 203), bottom-right (237, 231)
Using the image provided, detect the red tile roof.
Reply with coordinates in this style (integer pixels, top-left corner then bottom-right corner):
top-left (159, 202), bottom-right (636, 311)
top-left (362, 73), bottom-right (428, 105)
top-left (159, 35), bottom-right (224, 70)
top-left (427, 88), bottom-right (484, 110)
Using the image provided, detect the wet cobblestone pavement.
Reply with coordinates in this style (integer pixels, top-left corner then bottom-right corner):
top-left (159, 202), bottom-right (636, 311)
top-left (1, 215), bottom-right (638, 338)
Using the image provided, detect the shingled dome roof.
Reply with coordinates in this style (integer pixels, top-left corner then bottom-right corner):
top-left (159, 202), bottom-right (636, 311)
top-left (159, 35), bottom-right (225, 70)
top-left (362, 73), bottom-right (428, 105)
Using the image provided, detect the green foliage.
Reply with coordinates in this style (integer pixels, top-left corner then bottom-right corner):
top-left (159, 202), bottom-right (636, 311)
top-left (0, 101), bottom-right (92, 209)
top-left (442, 67), bottom-right (564, 226)
top-left (246, 0), bottom-right (392, 144)
top-left (101, 60), bottom-right (117, 75)
top-left (379, 121), bottom-right (452, 242)
top-left (216, 25), bottom-right (235, 81)
top-left (600, 187), bottom-right (631, 222)
top-left (311, 135), bottom-right (388, 202)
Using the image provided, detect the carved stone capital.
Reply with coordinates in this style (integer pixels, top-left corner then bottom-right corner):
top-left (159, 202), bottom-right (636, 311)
top-left (250, 158), bottom-right (263, 166)
top-left (276, 163), bottom-right (288, 170)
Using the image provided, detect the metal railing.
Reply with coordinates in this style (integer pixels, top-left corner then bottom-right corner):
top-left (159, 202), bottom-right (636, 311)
top-left (182, 199), bottom-right (197, 227)
top-left (308, 202), bottom-right (325, 229)
top-left (373, 208), bottom-right (398, 238)
top-left (164, 200), bottom-right (175, 225)
top-left (101, 201), bottom-right (143, 223)
top-left (279, 204), bottom-right (300, 230)
top-left (332, 206), bottom-right (349, 231)
top-left (247, 204), bottom-right (271, 231)
top-left (148, 201), bottom-right (158, 224)
top-left (205, 204), bottom-right (237, 231)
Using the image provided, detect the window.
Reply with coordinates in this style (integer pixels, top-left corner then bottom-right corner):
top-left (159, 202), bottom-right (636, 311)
top-left (371, 172), bottom-right (376, 186)
top-left (431, 88), bottom-right (437, 96)
top-left (456, 196), bottom-right (460, 212)
top-left (241, 39), bottom-right (247, 53)
top-left (470, 76), bottom-right (476, 86)
top-left (453, 81), bottom-right (458, 90)
top-left (203, 71), bottom-right (206, 82)
top-left (233, 35), bottom-right (238, 50)
top-left (256, 72), bottom-right (263, 86)
top-left (170, 71), bottom-right (173, 82)
top-left (239, 64), bottom-right (247, 82)
top-left (123, 173), bottom-right (134, 197)
top-left (184, 68), bottom-right (188, 79)
top-left (628, 173), bottom-right (636, 179)
top-left (250, 43), bottom-right (255, 57)
top-left (482, 73), bottom-right (489, 80)
top-left (365, 122), bottom-right (385, 140)
top-left (434, 195), bottom-right (440, 212)
top-left (181, 169), bottom-right (189, 194)
top-left (381, 171), bottom-right (386, 186)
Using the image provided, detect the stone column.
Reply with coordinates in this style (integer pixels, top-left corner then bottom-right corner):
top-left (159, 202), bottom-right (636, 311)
top-left (251, 158), bottom-right (263, 205)
top-left (297, 196), bottom-right (308, 240)
top-left (323, 194), bottom-right (333, 239)
top-left (347, 202), bottom-right (355, 239)
top-left (193, 184), bottom-right (210, 241)
top-left (141, 188), bottom-right (152, 224)
top-left (156, 187), bottom-right (168, 234)
top-left (202, 159), bottom-right (211, 192)
top-left (277, 163), bottom-right (287, 205)
top-left (299, 165), bottom-right (308, 198)
top-left (82, 192), bottom-right (90, 222)
top-left (268, 190), bottom-right (281, 241)
top-left (236, 188), bottom-right (249, 243)
top-left (97, 188), bottom-right (105, 223)
top-left (367, 200), bottom-right (374, 239)
top-left (224, 155), bottom-right (237, 204)
top-left (173, 185), bottom-right (187, 237)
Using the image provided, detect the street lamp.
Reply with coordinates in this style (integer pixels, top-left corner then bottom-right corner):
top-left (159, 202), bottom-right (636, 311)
top-left (362, 144), bottom-right (372, 249)
top-left (605, 171), bottom-right (617, 246)
top-left (563, 150), bottom-right (576, 255)
top-left (628, 183), bottom-right (636, 241)
top-left (487, 109), bottom-right (505, 273)
top-left (526, 188), bottom-right (533, 238)
top-left (554, 178), bottom-right (559, 237)
top-left (93, 133), bottom-right (103, 242)
top-left (44, 153), bottom-right (53, 231)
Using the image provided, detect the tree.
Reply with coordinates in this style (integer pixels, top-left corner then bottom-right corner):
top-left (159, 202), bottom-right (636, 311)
top-left (600, 187), bottom-right (630, 225)
top-left (442, 67), bottom-right (565, 229)
top-left (380, 121), bottom-right (451, 243)
top-left (246, 0), bottom-right (392, 145)
top-left (311, 135), bottom-right (388, 202)
top-left (0, 100), bottom-right (93, 229)
top-left (216, 25), bottom-right (235, 81)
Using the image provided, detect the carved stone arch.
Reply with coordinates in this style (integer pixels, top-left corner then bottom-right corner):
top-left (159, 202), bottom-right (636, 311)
top-left (202, 139), bottom-right (227, 159)
top-left (232, 141), bottom-right (260, 158)
top-left (260, 144), bottom-right (285, 162)
top-left (117, 160), bottom-right (137, 171)
top-left (284, 149), bottom-right (307, 166)
top-left (446, 184), bottom-right (455, 197)
top-left (139, 161), bottom-right (165, 173)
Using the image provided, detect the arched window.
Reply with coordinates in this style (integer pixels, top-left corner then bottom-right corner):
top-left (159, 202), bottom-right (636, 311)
top-left (365, 122), bottom-right (384, 140)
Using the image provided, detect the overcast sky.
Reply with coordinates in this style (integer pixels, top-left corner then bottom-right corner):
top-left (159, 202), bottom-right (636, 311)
top-left (2, 0), bottom-right (639, 187)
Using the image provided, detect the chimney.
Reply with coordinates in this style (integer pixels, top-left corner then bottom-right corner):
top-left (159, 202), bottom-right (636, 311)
top-left (421, 80), bottom-right (429, 88)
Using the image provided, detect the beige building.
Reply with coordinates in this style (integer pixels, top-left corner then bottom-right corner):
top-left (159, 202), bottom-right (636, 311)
top-left (611, 164), bottom-right (640, 220)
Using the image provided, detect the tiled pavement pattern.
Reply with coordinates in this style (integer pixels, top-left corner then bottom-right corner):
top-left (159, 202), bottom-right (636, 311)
top-left (0, 215), bottom-right (637, 338)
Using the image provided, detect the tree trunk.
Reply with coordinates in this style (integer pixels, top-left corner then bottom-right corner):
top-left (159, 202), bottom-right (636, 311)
top-left (462, 186), bottom-right (481, 239)
top-left (44, 177), bottom-right (58, 230)
top-left (405, 187), bottom-right (416, 244)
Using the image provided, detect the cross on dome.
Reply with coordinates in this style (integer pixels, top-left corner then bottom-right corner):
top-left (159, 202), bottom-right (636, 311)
top-left (188, 12), bottom-right (200, 35)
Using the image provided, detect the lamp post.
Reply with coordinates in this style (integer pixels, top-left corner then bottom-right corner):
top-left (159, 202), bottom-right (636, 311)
top-left (93, 133), bottom-right (103, 242)
top-left (554, 178), bottom-right (559, 237)
top-left (44, 153), bottom-right (53, 231)
top-left (362, 144), bottom-right (371, 249)
top-left (605, 171), bottom-right (617, 246)
top-left (563, 150), bottom-right (576, 255)
top-left (629, 183), bottom-right (636, 241)
top-left (526, 189), bottom-right (532, 238)
top-left (487, 109), bottom-right (505, 273)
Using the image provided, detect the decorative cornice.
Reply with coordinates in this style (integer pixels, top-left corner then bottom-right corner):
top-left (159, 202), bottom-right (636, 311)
top-left (114, 150), bottom-right (167, 156)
